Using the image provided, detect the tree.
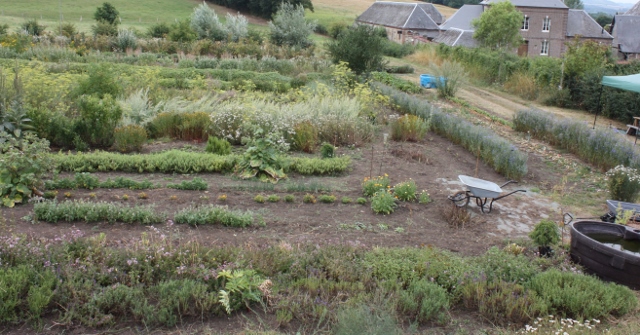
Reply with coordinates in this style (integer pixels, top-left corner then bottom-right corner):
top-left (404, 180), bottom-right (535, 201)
top-left (327, 25), bottom-right (386, 74)
top-left (268, 3), bottom-right (316, 49)
top-left (472, 1), bottom-right (523, 51)
top-left (590, 12), bottom-right (613, 28)
top-left (204, 0), bottom-right (313, 19)
top-left (94, 2), bottom-right (119, 25)
top-left (190, 3), bottom-right (227, 41)
top-left (564, 0), bottom-right (584, 10)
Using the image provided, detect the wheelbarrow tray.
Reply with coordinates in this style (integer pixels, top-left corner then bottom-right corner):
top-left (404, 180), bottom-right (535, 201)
top-left (606, 200), bottom-right (640, 219)
top-left (459, 175), bottom-right (502, 198)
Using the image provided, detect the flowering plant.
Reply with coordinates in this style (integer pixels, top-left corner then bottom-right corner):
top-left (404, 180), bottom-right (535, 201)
top-left (606, 165), bottom-right (640, 202)
top-left (362, 174), bottom-right (390, 197)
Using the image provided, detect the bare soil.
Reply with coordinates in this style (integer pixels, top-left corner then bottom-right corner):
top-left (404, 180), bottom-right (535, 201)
top-left (1, 132), bottom-right (562, 257)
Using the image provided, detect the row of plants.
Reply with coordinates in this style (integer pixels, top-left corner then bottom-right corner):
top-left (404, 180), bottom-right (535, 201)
top-left (0, 229), bottom-right (635, 330)
top-left (377, 84), bottom-right (528, 179)
top-left (45, 173), bottom-right (156, 190)
top-left (50, 150), bottom-right (351, 176)
top-left (362, 176), bottom-right (431, 215)
top-left (513, 108), bottom-right (640, 171)
top-left (32, 200), bottom-right (261, 227)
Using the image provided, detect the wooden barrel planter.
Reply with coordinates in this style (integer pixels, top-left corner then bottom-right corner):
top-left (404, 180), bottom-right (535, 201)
top-left (570, 220), bottom-right (640, 289)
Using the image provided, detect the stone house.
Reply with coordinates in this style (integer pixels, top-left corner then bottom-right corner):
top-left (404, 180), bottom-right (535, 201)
top-left (356, 2), bottom-right (443, 43)
top-left (437, 0), bottom-right (612, 57)
top-left (611, 1), bottom-right (640, 60)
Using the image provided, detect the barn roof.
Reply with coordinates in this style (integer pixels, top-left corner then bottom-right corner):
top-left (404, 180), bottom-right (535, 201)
top-left (566, 9), bottom-right (613, 39)
top-left (613, 15), bottom-right (640, 53)
top-left (433, 28), bottom-right (478, 48)
top-left (440, 4), bottom-right (482, 31)
top-left (356, 2), bottom-right (443, 30)
top-left (626, 1), bottom-right (640, 15)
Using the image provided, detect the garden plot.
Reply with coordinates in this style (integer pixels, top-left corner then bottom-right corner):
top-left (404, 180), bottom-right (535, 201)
top-left (2, 134), bottom-right (562, 256)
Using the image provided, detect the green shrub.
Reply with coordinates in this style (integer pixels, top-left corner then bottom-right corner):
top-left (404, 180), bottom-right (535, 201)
top-left (362, 175), bottom-right (390, 197)
top-left (91, 21), bottom-right (118, 36)
top-left (174, 205), bottom-right (255, 227)
top-left (372, 71), bottom-right (420, 93)
top-left (356, 197), bottom-right (367, 205)
top-left (328, 22), bottom-right (348, 39)
top-left (99, 177), bottom-right (154, 189)
top-left (460, 280), bottom-right (547, 326)
top-left (254, 194), bottom-right (265, 203)
top-left (302, 193), bottom-right (316, 203)
top-left (320, 142), bottom-right (335, 159)
top-left (45, 173), bottom-right (100, 190)
top-left (606, 165), bottom-right (640, 202)
top-left (327, 25), bottom-right (386, 74)
top-left (334, 305), bottom-right (402, 335)
top-left (393, 180), bottom-right (417, 202)
top-left (236, 134), bottom-right (286, 183)
top-left (476, 247), bottom-right (538, 284)
top-left (147, 22), bottom-right (170, 38)
top-left (169, 19), bottom-right (197, 42)
top-left (21, 19), bottom-right (46, 36)
top-left (74, 94), bottom-right (123, 148)
top-left (391, 114), bottom-right (428, 142)
top-left (418, 191), bottom-right (431, 204)
top-left (529, 219), bottom-right (560, 247)
top-left (318, 194), bottom-right (336, 203)
top-left (166, 177), bottom-right (208, 191)
top-left (398, 279), bottom-right (450, 325)
top-left (268, 3), bottom-right (315, 49)
top-left (267, 194), bottom-right (280, 202)
top-left (385, 65), bottom-right (415, 74)
top-left (371, 191), bottom-right (396, 215)
top-left (116, 29), bottom-right (137, 51)
top-left (33, 200), bottom-right (165, 224)
top-left (429, 60), bottom-right (466, 99)
top-left (113, 125), bottom-right (147, 153)
top-left (74, 64), bottom-right (123, 99)
top-left (527, 270), bottom-right (638, 319)
top-left (284, 194), bottom-right (295, 203)
top-left (0, 134), bottom-right (52, 207)
top-left (341, 197), bottom-right (352, 204)
top-left (205, 136), bottom-right (232, 155)
top-left (292, 121), bottom-right (317, 153)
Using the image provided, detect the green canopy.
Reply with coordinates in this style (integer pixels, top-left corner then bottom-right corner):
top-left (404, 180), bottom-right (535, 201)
top-left (602, 73), bottom-right (640, 94)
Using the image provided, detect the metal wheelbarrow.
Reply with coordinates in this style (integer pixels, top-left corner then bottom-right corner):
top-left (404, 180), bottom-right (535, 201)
top-left (447, 175), bottom-right (526, 213)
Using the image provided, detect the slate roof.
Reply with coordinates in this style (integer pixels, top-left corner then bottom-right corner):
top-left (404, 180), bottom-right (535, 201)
top-left (433, 28), bottom-right (478, 47)
top-left (626, 1), bottom-right (640, 15)
top-left (439, 5), bottom-right (483, 31)
top-left (613, 15), bottom-right (640, 53)
top-left (480, 0), bottom-right (568, 9)
top-left (356, 2), bottom-right (443, 30)
top-left (566, 9), bottom-right (613, 39)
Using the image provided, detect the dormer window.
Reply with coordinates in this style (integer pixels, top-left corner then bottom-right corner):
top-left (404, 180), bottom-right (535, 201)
top-left (522, 16), bottom-right (529, 30)
top-left (542, 16), bottom-right (550, 32)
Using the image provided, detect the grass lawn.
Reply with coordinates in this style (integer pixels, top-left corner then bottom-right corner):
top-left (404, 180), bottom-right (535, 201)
top-left (0, 0), bottom-right (271, 34)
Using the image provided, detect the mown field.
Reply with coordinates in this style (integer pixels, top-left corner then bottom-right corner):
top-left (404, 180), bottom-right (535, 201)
top-left (2, 0), bottom-right (640, 334)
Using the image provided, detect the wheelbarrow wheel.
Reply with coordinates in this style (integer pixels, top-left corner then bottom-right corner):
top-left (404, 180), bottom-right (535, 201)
top-left (450, 191), bottom-right (470, 208)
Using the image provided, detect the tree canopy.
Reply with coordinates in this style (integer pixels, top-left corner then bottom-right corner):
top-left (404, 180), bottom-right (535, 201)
top-left (94, 2), bottom-right (119, 25)
top-left (327, 25), bottom-right (386, 74)
top-left (564, 0), bottom-right (584, 10)
top-left (205, 0), bottom-right (313, 19)
top-left (472, 1), bottom-right (523, 51)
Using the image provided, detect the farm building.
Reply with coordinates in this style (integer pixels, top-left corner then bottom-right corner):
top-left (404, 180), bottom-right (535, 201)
top-left (356, 1), bottom-right (443, 43)
top-left (611, 1), bottom-right (640, 60)
top-left (437, 0), bottom-right (613, 57)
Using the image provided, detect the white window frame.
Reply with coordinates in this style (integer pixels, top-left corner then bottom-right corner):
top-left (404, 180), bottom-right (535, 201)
top-left (542, 16), bottom-right (550, 32)
top-left (541, 40), bottom-right (549, 56)
top-left (522, 15), bottom-right (529, 30)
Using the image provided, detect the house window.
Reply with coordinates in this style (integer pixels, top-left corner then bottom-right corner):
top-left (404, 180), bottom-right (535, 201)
top-left (397, 31), bottom-right (402, 34)
top-left (541, 40), bottom-right (549, 55)
top-left (542, 16), bottom-right (550, 32)
top-left (522, 16), bottom-right (529, 30)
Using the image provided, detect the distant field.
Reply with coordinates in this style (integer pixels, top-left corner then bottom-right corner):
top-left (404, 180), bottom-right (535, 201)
top-left (0, 0), bottom-right (269, 34)
top-left (0, 0), bottom-right (456, 35)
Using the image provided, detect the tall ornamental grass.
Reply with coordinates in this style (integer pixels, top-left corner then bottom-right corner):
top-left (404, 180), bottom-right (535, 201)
top-left (376, 84), bottom-right (528, 179)
top-left (513, 109), bottom-right (640, 171)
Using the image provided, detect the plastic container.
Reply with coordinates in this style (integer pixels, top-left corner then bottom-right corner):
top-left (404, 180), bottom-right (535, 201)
top-left (420, 74), bottom-right (446, 88)
top-left (420, 74), bottom-right (434, 88)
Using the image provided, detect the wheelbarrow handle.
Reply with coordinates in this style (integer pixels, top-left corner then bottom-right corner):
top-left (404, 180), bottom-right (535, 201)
top-left (500, 180), bottom-right (518, 188)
